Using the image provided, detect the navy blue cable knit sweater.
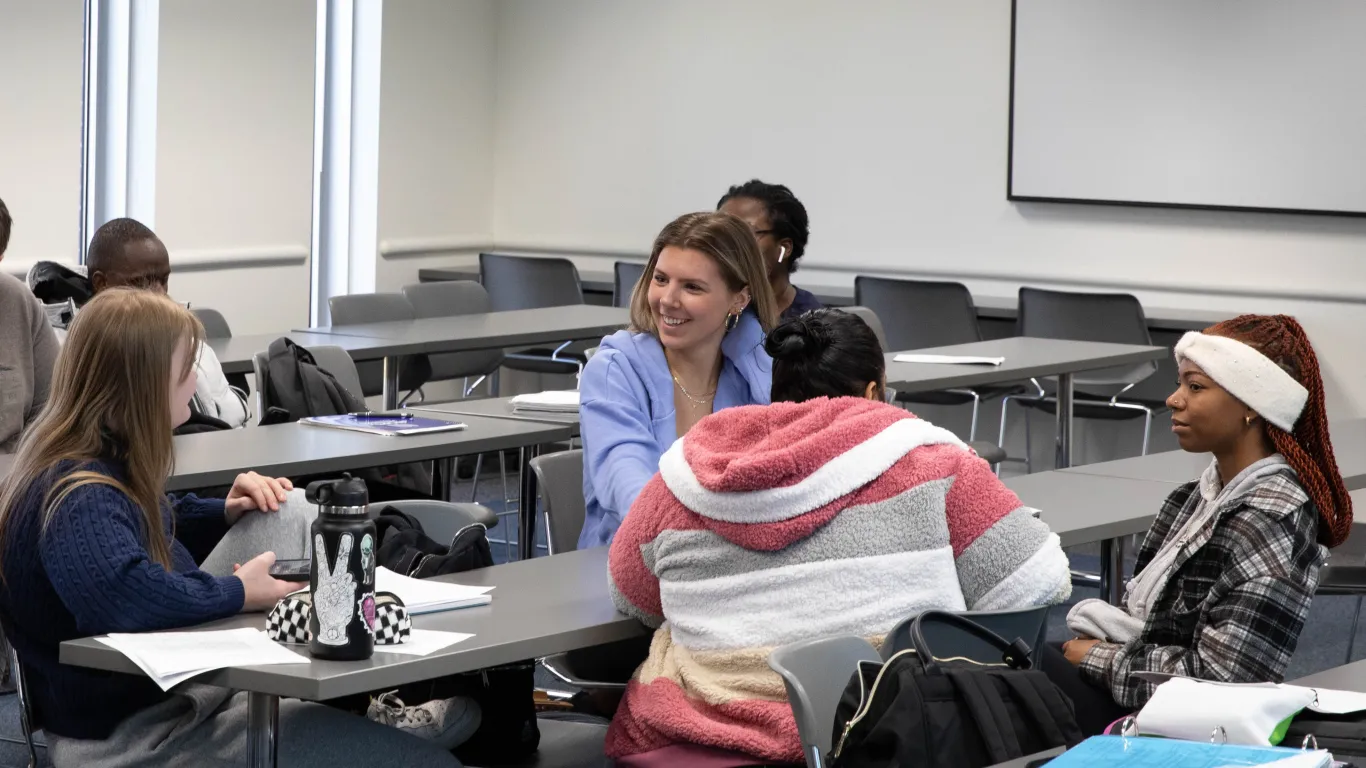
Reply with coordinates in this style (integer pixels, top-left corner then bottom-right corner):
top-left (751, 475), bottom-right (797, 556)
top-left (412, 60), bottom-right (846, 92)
top-left (0, 460), bottom-right (245, 739)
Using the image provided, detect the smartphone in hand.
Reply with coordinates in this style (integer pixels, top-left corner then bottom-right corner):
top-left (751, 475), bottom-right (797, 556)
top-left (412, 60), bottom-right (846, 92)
top-left (268, 558), bottom-right (312, 582)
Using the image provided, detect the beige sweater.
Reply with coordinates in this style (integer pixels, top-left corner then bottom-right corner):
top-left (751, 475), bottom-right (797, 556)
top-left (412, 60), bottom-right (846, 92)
top-left (0, 271), bottom-right (59, 453)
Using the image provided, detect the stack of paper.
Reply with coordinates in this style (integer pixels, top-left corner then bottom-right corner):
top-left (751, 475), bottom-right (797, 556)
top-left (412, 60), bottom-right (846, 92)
top-left (97, 627), bottom-right (306, 691)
top-left (375, 567), bottom-right (494, 614)
top-left (1045, 736), bottom-right (1331, 767)
top-left (893, 353), bottom-right (1006, 366)
top-left (509, 390), bottom-right (580, 413)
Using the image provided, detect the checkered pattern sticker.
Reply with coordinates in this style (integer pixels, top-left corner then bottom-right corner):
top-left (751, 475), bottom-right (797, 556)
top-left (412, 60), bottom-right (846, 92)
top-left (265, 590), bottom-right (411, 646)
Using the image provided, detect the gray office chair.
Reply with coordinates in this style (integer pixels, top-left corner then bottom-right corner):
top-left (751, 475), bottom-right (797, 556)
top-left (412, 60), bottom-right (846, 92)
top-left (769, 636), bottom-right (881, 768)
top-left (327, 293), bottom-right (431, 403)
top-left (3, 645), bottom-right (47, 768)
top-left (191, 307), bottom-right (251, 396)
top-left (524, 449), bottom-right (628, 692)
top-left (530, 449), bottom-right (585, 556)
top-left (401, 281), bottom-right (506, 399)
top-left (402, 280), bottom-right (513, 509)
top-left (479, 253), bottom-right (588, 376)
top-left (998, 287), bottom-right (1166, 473)
top-left (881, 606), bottom-right (1050, 667)
top-left (374, 498), bottom-right (498, 535)
top-left (252, 345), bottom-right (365, 424)
top-left (855, 277), bottom-right (1023, 443)
top-left (845, 304), bottom-right (1009, 466)
top-left (1314, 522), bottom-right (1366, 663)
top-left (613, 261), bottom-right (646, 308)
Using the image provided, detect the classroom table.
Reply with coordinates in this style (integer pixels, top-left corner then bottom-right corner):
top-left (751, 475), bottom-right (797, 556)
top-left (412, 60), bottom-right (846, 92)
top-left (885, 337), bottom-right (1166, 471)
top-left (409, 397), bottom-right (581, 559)
top-left (300, 306), bottom-right (629, 410)
top-left (1004, 471), bottom-right (1180, 604)
top-left (165, 414), bottom-right (574, 502)
top-left (1063, 417), bottom-right (1366, 491)
top-left (419, 265), bottom-right (617, 298)
top-left (410, 396), bottom-right (582, 437)
top-left (203, 332), bottom-right (377, 376)
top-left (60, 546), bottom-right (647, 768)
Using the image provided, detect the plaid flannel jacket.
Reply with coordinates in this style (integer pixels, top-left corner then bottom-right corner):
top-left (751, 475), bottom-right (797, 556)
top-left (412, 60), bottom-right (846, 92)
top-left (1080, 466), bottom-right (1325, 710)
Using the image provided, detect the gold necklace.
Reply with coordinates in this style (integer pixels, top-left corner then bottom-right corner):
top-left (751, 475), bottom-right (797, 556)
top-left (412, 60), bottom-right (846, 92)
top-left (671, 370), bottom-right (717, 411)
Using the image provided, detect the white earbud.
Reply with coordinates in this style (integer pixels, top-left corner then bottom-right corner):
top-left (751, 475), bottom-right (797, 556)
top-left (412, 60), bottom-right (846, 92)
top-left (778, 246), bottom-right (786, 263)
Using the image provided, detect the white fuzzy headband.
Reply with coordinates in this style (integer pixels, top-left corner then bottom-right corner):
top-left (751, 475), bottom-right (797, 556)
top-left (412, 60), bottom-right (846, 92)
top-left (1174, 332), bottom-right (1308, 432)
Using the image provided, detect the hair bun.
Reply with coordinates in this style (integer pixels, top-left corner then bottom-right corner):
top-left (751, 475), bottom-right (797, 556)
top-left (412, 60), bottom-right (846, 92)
top-left (765, 316), bottom-right (827, 362)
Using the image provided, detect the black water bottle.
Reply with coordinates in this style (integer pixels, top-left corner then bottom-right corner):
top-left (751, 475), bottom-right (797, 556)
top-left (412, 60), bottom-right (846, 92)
top-left (306, 474), bottom-right (377, 661)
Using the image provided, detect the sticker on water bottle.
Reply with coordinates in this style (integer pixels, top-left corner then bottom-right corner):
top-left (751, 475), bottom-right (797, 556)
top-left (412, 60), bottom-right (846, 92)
top-left (360, 534), bottom-right (374, 585)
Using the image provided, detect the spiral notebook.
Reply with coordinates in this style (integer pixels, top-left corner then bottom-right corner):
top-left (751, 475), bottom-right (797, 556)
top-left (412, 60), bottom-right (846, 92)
top-left (299, 413), bottom-right (467, 436)
top-left (1042, 736), bottom-right (1332, 767)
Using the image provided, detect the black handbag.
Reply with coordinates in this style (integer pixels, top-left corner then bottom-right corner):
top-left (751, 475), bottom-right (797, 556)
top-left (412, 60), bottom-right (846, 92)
top-left (830, 611), bottom-right (1082, 768)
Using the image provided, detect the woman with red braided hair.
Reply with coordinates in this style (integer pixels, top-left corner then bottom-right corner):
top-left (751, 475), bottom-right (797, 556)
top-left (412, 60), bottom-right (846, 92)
top-left (1041, 314), bottom-right (1353, 735)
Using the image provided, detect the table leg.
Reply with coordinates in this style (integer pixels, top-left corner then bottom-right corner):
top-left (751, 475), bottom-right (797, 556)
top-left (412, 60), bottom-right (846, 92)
top-left (433, 457), bottom-right (453, 501)
top-left (1055, 372), bottom-right (1075, 469)
top-left (518, 445), bottom-right (540, 561)
top-left (246, 691), bottom-right (279, 768)
top-left (1099, 537), bottom-right (1126, 605)
top-left (381, 356), bottom-right (400, 411)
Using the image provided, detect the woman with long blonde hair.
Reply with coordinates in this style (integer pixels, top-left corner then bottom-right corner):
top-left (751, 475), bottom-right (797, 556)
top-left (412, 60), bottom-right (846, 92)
top-left (0, 290), bottom-right (466, 766)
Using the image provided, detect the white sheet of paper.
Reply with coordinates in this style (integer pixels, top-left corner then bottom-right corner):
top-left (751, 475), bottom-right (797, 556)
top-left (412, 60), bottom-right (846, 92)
top-left (510, 390), bottom-right (580, 412)
top-left (1216, 753), bottom-right (1331, 768)
top-left (372, 629), bottom-right (476, 657)
top-left (98, 627), bottom-right (307, 691)
top-left (374, 567), bottom-right (494, 614)
top-left (893, 354), bottom-right (1006, 366)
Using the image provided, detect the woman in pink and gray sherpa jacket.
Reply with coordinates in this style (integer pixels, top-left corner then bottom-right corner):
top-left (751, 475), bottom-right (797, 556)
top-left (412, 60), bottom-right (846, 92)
top-left (605, 309), bottom-right (1073, 767)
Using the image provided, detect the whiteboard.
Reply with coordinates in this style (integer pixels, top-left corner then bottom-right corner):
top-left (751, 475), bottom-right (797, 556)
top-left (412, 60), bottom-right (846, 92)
top-left (1009, 0), bottom-right (1366, 216)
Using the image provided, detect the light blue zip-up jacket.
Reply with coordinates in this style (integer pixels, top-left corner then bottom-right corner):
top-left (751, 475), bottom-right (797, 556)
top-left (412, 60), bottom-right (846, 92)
top-left (578, 313), bottom-right (772, 549)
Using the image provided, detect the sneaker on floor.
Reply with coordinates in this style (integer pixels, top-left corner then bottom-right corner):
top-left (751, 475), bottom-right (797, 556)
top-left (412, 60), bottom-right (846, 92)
top-left (367, 691), bottom-right (481, 750)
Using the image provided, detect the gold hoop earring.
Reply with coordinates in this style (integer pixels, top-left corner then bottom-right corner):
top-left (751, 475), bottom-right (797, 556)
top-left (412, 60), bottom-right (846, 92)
top-left (725, 312), bottom-right (740, 332)
top-left (1245, 415), bottom-right (1254, 427)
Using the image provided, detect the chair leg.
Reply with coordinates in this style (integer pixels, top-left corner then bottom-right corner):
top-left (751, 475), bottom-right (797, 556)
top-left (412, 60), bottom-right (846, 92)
top-left (1348, 595), bottom-right (1364, 665)
top-left (468, 453), bottom-right (484, 503)
top-left (1023, 407), bottom-right (1033, 475)
top-left (494, 450), bottom-right (512, 561)
top-left (968, 390), bottom-right (981, 442)
top-left (1140, 406), bottom-right (1153, 456)
top-left (11, 650), bottom-right (37, 768)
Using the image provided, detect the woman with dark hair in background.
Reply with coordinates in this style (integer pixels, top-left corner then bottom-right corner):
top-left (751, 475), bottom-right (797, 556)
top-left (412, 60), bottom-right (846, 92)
top-left (604, 309), bottom-right (1070, 767)
top-left (718, 180), bottom-right (822, 323)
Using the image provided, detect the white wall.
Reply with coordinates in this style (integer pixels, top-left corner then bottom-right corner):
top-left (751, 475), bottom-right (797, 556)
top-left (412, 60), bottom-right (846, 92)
top-left (491, 0), bottom-right (1366, 419)
top-left (156, 0), bottom-right (315, 334)
top-left (0, 0), bottom-right (84, 270)
top-left (376, 0), bottom-right (496, 293)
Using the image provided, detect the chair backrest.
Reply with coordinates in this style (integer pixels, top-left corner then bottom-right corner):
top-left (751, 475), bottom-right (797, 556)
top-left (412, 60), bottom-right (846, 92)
top-left (401, 281), bottom-right (505, 381)
top-left (614, 261), bottom-right (646, 308)
top-left (529, 449), bottom-right (585, 555)
top-left (769, 636), bottom-right (881, 767)
top-left (191, 307), bottom-right (232, 339)
top-left (479, 253), bottom-right (584, 311)
top-left (329, 292), bottom-right (416, 325)
top-left (326, 293), bottom-right (427, 396)
top-left (1017, 287), bottom-right (1158, 389)
top-left (307, 345), bottom-right (366, 401)
top-left (854, 277), bottom-right (981, 351)
top-left (374, 499), bottom-right (490, 542)
top-left (254, 344), bottom-right (366, 418)
top-left (881, 606), bottom-right (1050, 667)
top-left (841, 306), bottom-right (890, 354)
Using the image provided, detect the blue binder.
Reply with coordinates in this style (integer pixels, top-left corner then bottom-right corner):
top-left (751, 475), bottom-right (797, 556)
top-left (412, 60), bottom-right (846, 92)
top-left (1044, 735), bottom-right (1330, 767)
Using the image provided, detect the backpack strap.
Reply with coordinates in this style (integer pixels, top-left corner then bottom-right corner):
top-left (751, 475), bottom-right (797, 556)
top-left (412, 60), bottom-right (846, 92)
top-left (946, 668), bottom-right (1023, 764)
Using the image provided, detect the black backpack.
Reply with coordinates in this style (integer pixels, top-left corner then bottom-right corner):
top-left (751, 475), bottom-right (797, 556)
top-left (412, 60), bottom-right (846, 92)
top-left (830, 611), bottom-right (1083, 768)
top-left (373, 507), bottom-right (494, 576)
top-left (261, 338), bottom-right (431, 497)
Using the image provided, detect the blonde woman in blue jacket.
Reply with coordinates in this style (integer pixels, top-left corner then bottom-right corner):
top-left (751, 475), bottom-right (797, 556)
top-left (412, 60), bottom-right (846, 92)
top-left (579, 212), bottom-right (779, 549)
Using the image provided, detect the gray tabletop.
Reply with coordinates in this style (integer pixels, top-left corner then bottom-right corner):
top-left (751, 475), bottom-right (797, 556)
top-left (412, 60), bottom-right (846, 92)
top-left (1003, 471), bottom-right (1179, 548)
top-left (206, 332), bottom-right (390, 375)
top-left (165, 414), bottom-right (573, 491)
top-left (1065, 417), bottom-right (1366, 491)
top-left (410, 396), bottom-right (582, 437)
top-left (60, 546), bottom-right (648, 701)
top-left (418, 266), bottom-right (616, 296)
top-left (885, 337), bottom-right (1166, 395)
top-left (299, 306), bottom-right (628, 357)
